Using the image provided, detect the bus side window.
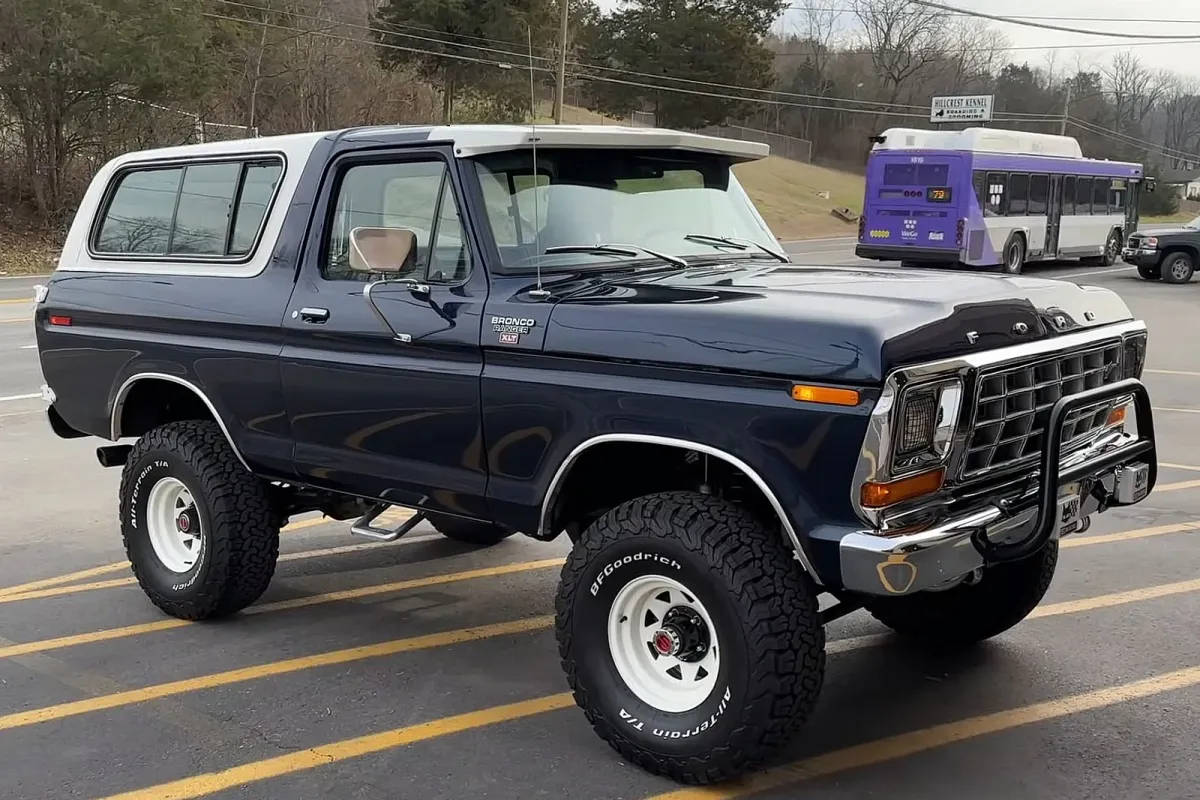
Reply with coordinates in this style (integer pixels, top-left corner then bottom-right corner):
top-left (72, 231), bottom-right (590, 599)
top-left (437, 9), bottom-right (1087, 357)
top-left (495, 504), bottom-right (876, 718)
top-left (1008, 173), bottom-right (1029, 216)
top-left (1028, 174), bottom-right (1048, 216)
top-left (1063, 176), bottom-right (1076, 215)
top-left (1093, 178), bottom-right (1109, 214)
top-left (973, 170), bottom-right (987, 210)
top-left (1076, 177), bottom-right (1093, 215)
top-left (985, 172), bottom-right (1006, 216)
top-left (1109, 180), bottom-right (1126, 213)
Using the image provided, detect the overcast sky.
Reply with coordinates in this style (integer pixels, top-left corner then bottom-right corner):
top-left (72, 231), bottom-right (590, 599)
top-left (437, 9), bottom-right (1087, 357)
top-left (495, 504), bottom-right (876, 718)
top-left (595, 1), bottom-right (1200, 81)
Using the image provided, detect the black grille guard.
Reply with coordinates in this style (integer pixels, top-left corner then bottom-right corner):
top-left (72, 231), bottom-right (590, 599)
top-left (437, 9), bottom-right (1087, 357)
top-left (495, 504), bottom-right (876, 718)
top-left (971, 378), bottom-right (1157, 564)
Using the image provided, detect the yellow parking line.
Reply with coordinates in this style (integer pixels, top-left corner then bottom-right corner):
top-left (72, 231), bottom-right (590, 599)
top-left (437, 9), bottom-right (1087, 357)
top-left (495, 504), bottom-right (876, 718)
top-left (0, 512), bottom-right (404, 601)
top-left (0, 297), bottom-right (29, 305)
top-left (1060, 520), bottom-right (1200, 547)
top-left (0, 616), bottom-right (554, 732)
top-left (0, 317), bottom-right (30, 324)
top-left (1155, 479), bottom-right (1200, 494)
top-left (0, 561), bottom-right (130, 598)
top-left (1154, 406), bottom-right (1200, 415)
top-left (646, 664), bottom-right (1200, 800)
top-left (1163, 462), bottom-right (1200, 473)
top-left (1146, 368), bottom-right (1200, 378)
top-left (100, 693), bottom-right (577, 800)
top-left (0, 557), bottom-right (565, 660)
top-left (95, 573), bottom-right (1200, 800)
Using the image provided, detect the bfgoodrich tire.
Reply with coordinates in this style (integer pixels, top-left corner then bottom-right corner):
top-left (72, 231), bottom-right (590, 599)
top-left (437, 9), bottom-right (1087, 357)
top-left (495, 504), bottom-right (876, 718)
top-left (427, 514), bottom-right (515, 547)
top-left (554, 491), bottom-right (825, 785)
top-left (863, 541), bottom-right (1058, 646)
top-left (119, 420), bottom-right (280, 621)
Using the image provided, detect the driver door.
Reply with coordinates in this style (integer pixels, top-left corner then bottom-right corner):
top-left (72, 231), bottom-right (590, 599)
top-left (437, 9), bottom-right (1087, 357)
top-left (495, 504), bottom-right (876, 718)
top-left (279, 146), bottom-right (492, 520)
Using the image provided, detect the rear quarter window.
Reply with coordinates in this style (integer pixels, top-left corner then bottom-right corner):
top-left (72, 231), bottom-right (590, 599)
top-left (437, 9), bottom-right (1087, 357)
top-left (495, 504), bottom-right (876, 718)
top-left (92, 156), bottom-right (284, 261)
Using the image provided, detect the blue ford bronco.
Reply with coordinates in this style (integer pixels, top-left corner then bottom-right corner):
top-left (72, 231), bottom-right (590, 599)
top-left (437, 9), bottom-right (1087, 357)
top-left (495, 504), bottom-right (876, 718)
top-left (34, 124), bottom-right (1158, 784)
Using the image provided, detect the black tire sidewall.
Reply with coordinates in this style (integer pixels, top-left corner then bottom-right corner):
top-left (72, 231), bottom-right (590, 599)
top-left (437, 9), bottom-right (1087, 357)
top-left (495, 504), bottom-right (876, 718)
top-left (568, 535), bottom-right (749, 757)
top-left (1003, 235), bottom-right (1024, 273)
top-left (1163, 253), bottom-right (1194, 283)
top-left (122, 446), bottom-right (221, 601)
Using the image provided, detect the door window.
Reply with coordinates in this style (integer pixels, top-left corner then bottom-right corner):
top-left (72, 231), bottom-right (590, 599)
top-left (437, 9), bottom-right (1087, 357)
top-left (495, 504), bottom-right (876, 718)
top-left (324, 157), bottom-right (471, 283)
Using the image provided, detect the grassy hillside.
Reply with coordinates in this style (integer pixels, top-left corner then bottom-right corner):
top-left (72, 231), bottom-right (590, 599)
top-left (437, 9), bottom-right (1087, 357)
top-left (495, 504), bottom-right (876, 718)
top-left (733, 157), bottom-right (862, 240)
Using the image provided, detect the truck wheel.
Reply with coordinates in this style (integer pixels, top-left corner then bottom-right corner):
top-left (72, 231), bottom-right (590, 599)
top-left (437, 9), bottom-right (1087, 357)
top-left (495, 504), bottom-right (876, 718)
top-left (119, 420), bottom-right (280, 621)
top-left (863, 540), bottom-right (1058, 646)
top-left (427, 514), bottom-right (515, 547)
top-left (1137, 263), bottom-right (1162, 280)
top-left (555, 491), bottom-right (825, 784)
top-left (1161, 252), bottom-right (1195, 284)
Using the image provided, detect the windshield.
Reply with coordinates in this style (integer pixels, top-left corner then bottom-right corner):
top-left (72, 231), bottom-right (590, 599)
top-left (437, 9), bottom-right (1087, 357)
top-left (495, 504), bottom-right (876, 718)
top-left (468, 148), bottom-right (780, 272)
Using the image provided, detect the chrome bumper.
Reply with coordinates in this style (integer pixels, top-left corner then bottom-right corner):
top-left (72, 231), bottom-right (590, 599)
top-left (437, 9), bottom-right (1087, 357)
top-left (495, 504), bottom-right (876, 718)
top-left (840, 379), bottom-right (1157, 597)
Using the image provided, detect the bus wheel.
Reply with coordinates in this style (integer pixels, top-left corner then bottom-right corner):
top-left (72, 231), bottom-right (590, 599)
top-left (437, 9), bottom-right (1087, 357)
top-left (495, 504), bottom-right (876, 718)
top-left (1161, 252), bottom-right (1195, 284)
top-left (1000, 234), bottom-right (1026, 274)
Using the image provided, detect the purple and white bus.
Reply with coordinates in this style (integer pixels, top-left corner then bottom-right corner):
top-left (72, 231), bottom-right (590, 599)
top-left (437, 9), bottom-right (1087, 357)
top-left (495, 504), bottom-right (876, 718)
top-left (854, 127), bottom-right (1150, 273)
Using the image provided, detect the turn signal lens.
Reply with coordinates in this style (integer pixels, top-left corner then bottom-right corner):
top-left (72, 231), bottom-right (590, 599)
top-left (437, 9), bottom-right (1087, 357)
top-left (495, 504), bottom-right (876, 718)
top-left (860, 468), bottom-right (945, 509)
top-left (1107, 404), bottom-right (1128, 427)
top-left (790, 384), bottom-right (861, 407)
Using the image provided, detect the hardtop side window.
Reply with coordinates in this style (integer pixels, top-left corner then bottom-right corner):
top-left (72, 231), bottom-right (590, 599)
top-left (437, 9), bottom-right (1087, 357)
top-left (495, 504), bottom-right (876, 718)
top-left (1063, 175), bottom-right (1076, 215)
top-left (323, 156), bottom-right (471, 284)
top-left (92, 157), bottom-right (283, 259)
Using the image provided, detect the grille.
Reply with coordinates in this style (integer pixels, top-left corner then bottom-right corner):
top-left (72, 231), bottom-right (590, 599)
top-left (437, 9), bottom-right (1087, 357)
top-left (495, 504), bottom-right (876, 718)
top-left (961, 341), bottom-right (1124, 479)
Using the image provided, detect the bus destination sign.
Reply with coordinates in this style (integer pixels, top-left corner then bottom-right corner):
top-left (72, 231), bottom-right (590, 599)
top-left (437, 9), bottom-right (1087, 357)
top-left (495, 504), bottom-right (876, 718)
top-left (930, 95), bottom-right (994, 123)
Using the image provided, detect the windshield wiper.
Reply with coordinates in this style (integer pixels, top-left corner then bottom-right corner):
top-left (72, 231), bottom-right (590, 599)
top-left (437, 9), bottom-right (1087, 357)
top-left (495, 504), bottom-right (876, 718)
top-left (542, 243), bottom-right (688, 269)
top-left (684, 233), bottom-right (790, 263)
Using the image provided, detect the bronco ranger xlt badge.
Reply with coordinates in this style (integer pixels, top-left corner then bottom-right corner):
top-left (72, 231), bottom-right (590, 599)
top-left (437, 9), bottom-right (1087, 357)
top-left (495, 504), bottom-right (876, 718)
top-left (33, 123), bottom-right (1158, 787)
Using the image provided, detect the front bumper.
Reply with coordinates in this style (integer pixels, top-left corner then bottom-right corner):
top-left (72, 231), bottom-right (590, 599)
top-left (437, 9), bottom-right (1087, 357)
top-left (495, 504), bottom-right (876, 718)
top-left (1121, 246), bottom-right (1159, 265)
top-left (840, 379), bottom-right (1157, 596)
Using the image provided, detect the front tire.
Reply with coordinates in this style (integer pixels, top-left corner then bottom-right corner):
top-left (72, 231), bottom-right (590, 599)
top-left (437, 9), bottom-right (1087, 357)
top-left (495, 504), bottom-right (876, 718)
top-left (1161, 251), bottom-right (1195, 284)
top-left (119, 420), bottom-right (280, 621)
top-left (863, 540), bottom-right (1058, 646)
top-left (555, 491), bottom-right (825, 784)
top-left (1137, 263), bottom-right (1162, 280)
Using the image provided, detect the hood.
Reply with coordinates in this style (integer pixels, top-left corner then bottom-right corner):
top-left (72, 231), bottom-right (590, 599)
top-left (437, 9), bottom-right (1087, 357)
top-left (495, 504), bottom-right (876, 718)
top-left (1133, 226), bottom-right (1197, 238)
top-left (540, 263), bottom-right (1134, 384)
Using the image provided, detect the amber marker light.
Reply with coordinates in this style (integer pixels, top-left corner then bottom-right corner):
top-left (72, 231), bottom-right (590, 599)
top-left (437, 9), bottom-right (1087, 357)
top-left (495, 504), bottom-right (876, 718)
top-left (791, 384), bottom-right (860, 407)
top-left (1107, 404), bottom-right (1128, 427)
top-left (860, 468), bottom-right (945, 509)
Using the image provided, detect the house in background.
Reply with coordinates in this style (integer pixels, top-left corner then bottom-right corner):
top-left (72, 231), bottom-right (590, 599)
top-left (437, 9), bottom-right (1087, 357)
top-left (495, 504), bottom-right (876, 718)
top-left (1159, 168), bottom-right (1200, 200)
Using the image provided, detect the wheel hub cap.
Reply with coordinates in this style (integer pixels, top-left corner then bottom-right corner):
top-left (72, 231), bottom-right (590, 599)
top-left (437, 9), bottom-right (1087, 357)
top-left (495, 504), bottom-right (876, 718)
top-left (652, 628), bottom-right (679, 656)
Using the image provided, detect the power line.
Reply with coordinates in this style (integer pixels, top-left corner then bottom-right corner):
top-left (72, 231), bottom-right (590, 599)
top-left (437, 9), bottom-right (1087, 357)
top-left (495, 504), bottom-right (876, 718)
top-left (788, 5), bottom-right (1200, 26)
top-left (1067, 117), bottom-right (1200, 162)
top-left (211, 0), bottom-right (934, 113)
top-left (907, 0), bottom-right (1200, 40)
top-left (200, 10), bottom-right (1064, 124)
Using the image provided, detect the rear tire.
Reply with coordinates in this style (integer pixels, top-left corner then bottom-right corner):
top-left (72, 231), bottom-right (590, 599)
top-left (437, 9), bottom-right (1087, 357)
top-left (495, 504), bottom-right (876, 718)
top-left (427, 515), bottom-right (515, 547)
top-left (863, 541), bottom-right (1058, 646)
top-left (119, 420), bottom-right (280, 621)
top-left (1000, 233), bottom-right (1026, 274)
top-left (555, 491), bottom-right (825, 785)
top-left (1161, 251), bottom-right (1195, 284)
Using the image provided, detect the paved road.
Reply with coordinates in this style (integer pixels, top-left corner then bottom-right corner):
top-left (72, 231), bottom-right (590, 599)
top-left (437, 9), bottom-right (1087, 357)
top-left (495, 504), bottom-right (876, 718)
top-left (4, 244), bottom-right (1200, 799)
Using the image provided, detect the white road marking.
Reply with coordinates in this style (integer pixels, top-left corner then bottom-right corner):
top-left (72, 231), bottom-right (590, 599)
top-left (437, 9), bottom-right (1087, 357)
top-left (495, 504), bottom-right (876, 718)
top-left (0, 394), bottom-right (39, 403)
top-left (1044, 265), bottom-right (1133, 280)
top-left (1153, 406), bottom-right (1200, 415)
top-left (19, 345), bottom-right (35, 350)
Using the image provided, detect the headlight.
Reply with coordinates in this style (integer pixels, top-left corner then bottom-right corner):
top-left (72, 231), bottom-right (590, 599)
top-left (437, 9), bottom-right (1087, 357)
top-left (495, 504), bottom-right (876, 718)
top-left (1122, 332), bottom-right (1147, 380)
top-left (891, 378), bottom-right (963, 473)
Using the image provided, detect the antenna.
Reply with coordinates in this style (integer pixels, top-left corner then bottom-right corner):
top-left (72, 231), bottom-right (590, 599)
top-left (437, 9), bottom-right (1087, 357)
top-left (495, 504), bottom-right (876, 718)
top-left (526, 23), bottom-right (549, 300)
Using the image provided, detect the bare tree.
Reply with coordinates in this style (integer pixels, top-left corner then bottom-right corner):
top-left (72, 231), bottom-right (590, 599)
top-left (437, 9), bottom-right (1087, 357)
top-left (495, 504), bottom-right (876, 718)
top-left (1103, 52), bottom-right (1170, 134)
top-left (1160, 77), bottom-right (1200, 168)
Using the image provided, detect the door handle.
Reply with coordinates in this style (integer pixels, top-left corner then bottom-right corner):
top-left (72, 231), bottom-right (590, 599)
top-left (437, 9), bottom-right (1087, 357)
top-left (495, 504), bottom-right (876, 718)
top-left (297, 307), bottom-right (330, 324)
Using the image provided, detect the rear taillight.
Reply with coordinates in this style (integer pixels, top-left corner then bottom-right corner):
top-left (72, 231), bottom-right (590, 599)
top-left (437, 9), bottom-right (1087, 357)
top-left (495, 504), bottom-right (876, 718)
top-left (858, 216), bottom-right (866, 240)
top-left (956, 218), bottom-right (965, 246)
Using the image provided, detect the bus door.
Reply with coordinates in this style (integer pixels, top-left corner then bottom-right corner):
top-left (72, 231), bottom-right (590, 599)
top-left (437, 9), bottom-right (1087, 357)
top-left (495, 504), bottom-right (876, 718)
top-left (1125, 180), bottom-right (1141, 235)
top-left (1045, 175), bottom-right (1063, 257)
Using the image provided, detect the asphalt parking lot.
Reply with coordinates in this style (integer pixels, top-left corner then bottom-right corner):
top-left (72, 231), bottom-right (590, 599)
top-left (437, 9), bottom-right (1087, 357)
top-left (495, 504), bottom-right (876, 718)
top-left (4, 245), bottom-right (1200, 800)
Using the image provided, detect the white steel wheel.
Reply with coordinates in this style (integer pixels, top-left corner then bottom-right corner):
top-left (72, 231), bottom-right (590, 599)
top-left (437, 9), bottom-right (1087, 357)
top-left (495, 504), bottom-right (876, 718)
top-left (606, 573), bottom-right (720, 714)
top-left (145, 477), bottom-right (203, 573)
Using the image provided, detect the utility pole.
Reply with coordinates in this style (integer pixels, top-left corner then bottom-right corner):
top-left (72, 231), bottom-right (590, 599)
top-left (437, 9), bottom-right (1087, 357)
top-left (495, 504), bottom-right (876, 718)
top-left (1060, 82), bottom-right (1072, 136)
top-left (553, 0), bottom-right (568, 123)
